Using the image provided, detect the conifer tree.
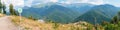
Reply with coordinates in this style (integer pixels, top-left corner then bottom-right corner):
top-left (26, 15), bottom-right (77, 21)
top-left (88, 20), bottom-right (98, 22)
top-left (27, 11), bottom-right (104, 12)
top-left (2, 3), bottom-right (6, 14)
top-left (0, 0), bottom-right (2, 13)
top-left (9, 4), bottom-right (17, 15)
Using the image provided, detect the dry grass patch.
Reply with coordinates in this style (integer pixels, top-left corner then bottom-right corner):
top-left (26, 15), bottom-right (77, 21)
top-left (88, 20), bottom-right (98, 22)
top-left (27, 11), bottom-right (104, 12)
top-left (0, 13), bottom-right (5, 17)
top-left (10, 16), bottom-right (92, 30)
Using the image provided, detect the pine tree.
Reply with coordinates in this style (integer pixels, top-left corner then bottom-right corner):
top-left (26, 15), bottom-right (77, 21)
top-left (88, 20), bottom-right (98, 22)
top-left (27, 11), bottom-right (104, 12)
top-left (9, 4), bottom-right (14, 15)
top-left (111, 16), bottom-right (118, 24)
top-left (2, 3), bottom-right (6, 14)
top-left (9, 4), bottom-right (17, 15)
top-left (102, 11), bottom-right (120, 30)
top-left (0, 0), bottom-right (2, 13)
top-left (111, 12), bottom-right (120, 24)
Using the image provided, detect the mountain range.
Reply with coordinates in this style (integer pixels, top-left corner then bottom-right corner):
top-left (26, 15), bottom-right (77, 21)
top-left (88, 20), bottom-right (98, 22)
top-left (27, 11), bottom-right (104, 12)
top-left (22, 4), bottom-right (80, 23)
top-left (22, 3), bottom-right (120, 24)
top-left (75, 4), bottom-right (120, 24)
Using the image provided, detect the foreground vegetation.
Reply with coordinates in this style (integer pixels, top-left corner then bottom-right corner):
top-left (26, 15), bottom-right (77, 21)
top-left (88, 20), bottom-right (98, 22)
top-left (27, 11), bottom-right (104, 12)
top-left (10, 11), bottom-right (120, 30)
top-left (10, 15), bottom-right (95, 30)
top-left (101, 12), bottom-right (120, 30)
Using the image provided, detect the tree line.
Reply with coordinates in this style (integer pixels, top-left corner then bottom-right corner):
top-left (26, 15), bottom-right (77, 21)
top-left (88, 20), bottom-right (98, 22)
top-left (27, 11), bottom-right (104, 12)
top-left (0, 0), bottom-right (18, 15)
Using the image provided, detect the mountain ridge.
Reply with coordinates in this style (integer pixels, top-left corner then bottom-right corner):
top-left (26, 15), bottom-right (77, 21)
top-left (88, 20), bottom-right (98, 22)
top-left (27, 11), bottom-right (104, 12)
top-left (75, 4), bottom-right (120, 24)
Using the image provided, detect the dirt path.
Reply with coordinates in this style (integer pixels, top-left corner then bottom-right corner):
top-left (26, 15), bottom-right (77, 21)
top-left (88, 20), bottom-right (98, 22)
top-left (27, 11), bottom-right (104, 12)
top-left (0, 16), bottom-right (19, 30)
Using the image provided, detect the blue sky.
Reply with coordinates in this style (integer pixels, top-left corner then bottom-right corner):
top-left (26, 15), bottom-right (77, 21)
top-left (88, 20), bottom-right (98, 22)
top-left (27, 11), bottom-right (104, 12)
top-left (1, 0), bottom-right (120, 8)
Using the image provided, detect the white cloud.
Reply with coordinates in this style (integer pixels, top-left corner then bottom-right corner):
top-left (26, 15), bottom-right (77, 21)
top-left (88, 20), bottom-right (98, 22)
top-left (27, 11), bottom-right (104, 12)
top-left (59, 0), bottom-right (104, 5)
top-left (24, 0), bottom-right (59, 7)
top-left (1, 0), bottom-right (24, 8)
top-left (24, 0), bottom-right (104, 7)
top-left (50, 0), bottom-right (58, 3)
top-left (24, 0), bottom-right (33, 7)
top-left (12, 0), bottom-right (24, 7)
top-left (88, 0), bottom-right (104, 5)
top-left (1, 0), bottom-right (10, 7)
top-left (60, 1), bottom-right (71, 4)
top-left (1, 0), bottom-right (105, 8)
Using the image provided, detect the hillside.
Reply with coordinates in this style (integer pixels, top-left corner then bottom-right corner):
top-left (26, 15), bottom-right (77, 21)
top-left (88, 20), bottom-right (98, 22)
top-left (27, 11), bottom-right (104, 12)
top-left (75, 4), bottom-right (119, 24)
top-left (62, 3), bottom-right (95, 14)
top-left (10, 15), bottom-right (96, 30)
top-left (22, 4), bottom-right (80, 23)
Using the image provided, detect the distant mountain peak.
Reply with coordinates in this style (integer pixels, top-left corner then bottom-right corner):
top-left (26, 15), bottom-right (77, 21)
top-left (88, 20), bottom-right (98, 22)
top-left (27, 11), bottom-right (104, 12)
top-left (96, 4), bottom-right (115, 8)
